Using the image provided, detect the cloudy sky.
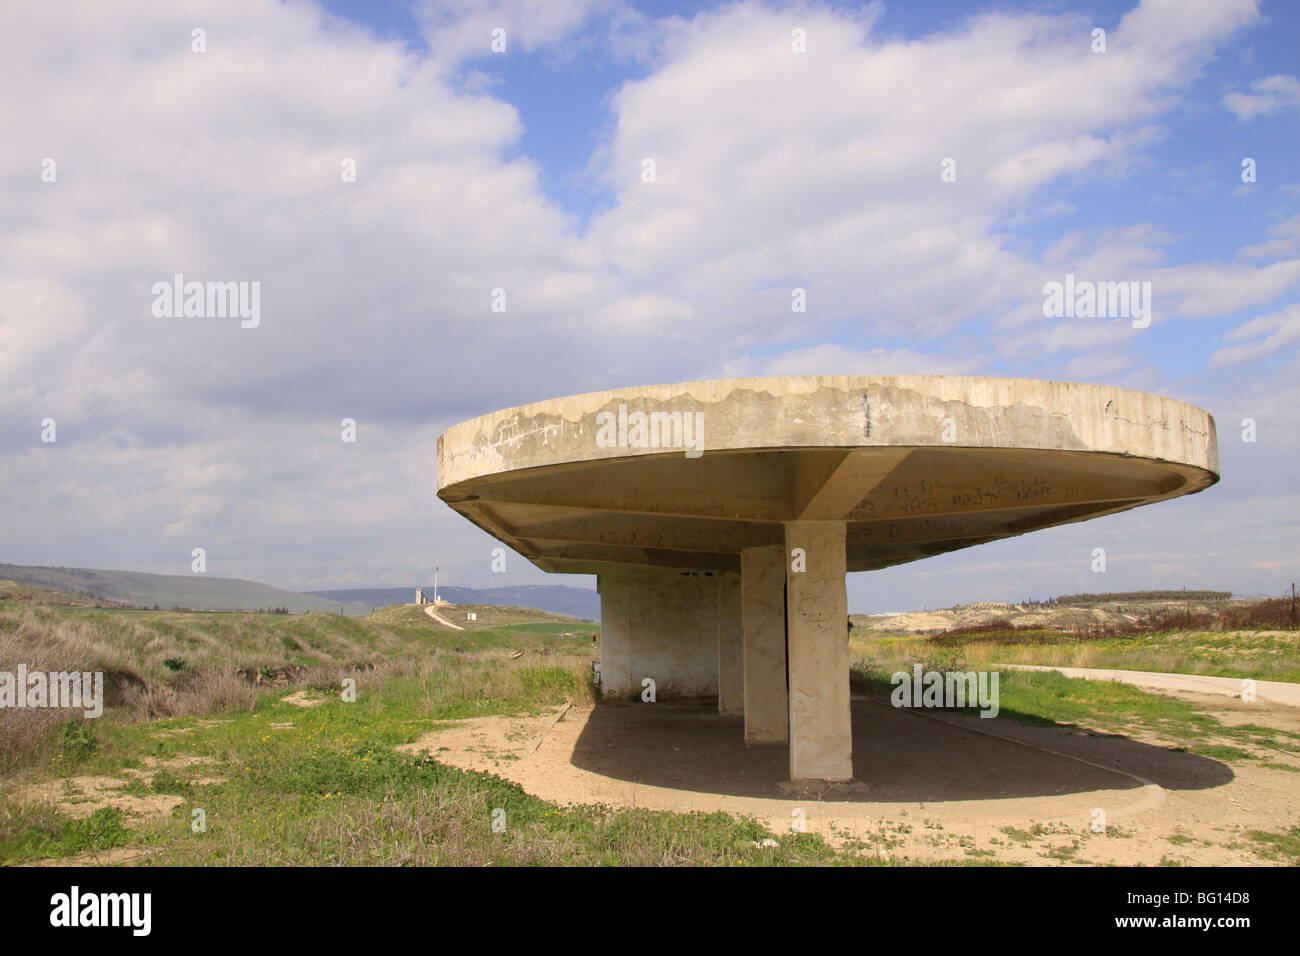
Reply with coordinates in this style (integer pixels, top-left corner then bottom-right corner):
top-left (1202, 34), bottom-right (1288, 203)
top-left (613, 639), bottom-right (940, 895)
top-left (2, 0), bottom-right (1296, 611)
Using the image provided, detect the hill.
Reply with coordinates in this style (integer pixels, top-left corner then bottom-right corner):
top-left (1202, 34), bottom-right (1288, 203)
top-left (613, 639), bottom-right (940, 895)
top-left (0, 563), bottom-right (370, 615)
top-left (0, 563), bottom-right (599, 619)
top-left (0, 600), bottom-right (597, 690)
top-left (0, 578), bottom-right (130, 608)
top-left (304, 585), bottom-right (600, 620)
top-left (853, 591), bottom-right (1253, 636)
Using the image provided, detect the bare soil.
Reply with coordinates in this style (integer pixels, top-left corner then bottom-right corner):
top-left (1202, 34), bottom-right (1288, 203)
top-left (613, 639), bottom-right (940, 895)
top-left (18, 755), bottom-right (225, 824)
top-left (402, 694), bottom-right (1299, 865)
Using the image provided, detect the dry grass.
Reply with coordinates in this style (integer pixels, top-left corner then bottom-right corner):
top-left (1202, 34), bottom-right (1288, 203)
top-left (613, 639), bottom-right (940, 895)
top-left (938, 630), bottom-right (1300, 681)
top-left (0, 617), bottom-right (95, 769)
top-left (125, 668), bottom-right (261, 720)
top-left (0, 605), bottom-right (378, 769)
top-left (1, 598), bottom-right (599, 771)
top-left (0, 604), bottom-right (414, 687)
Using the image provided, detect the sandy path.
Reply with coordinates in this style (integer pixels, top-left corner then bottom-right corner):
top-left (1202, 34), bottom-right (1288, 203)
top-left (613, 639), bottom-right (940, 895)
top-left (423, 604), bottom-right (464, 630)
top-left (997, 664), bottom-right (1300, 707)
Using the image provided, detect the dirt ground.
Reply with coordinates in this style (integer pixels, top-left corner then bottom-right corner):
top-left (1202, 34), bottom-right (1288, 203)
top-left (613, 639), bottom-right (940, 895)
top-left (14, 685), bottom-right (1294, 866)
top-left (20, 755), bottom-right (225, 823)
top-left (401, 692), bottom-right (1300, 865)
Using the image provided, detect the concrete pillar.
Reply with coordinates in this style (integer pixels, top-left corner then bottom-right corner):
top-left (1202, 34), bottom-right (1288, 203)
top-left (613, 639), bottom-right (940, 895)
top-left (596, 572), bottom-right (632, 695)
top-left (597, 567), bottom-right (720, 698)
top-left (785, 521), bottom-right (852, 782)
top-left (717, 570), bottom-right (743, 716)
top-left (741, 545), bottom-right (787, 743)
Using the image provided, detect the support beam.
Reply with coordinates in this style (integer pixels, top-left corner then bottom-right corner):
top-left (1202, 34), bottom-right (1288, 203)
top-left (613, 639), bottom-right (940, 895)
top-left (785, 521), bottom-right (852, 782)
top-left (740, 546), bottom-right (787, 743)
top-left (717, 570), bottom-right (743, 716)
top-left (795, 449), bottom-right (910, 520)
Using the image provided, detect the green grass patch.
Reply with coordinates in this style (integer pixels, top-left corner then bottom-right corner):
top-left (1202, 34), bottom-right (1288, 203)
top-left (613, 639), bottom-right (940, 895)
top-left (851, 658), bottom-right (1277, 761)
top-left (0, 804), bottom-right (134, 863)
top-left (1243, 827), bottom-right (1300, 864)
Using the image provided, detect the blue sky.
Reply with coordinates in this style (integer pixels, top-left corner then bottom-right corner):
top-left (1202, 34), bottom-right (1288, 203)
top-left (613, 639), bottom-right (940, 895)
top-left (320, 0), bottom-right (1300, 243)
top-left (313, 0), bottom-right (1300, 393)
top-left (2, 0), bottom-right (1297, 611)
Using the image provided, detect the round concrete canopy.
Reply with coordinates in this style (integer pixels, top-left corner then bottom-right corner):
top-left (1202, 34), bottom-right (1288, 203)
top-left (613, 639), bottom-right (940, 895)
top-left (437, 375), bottom-right (1219, 575)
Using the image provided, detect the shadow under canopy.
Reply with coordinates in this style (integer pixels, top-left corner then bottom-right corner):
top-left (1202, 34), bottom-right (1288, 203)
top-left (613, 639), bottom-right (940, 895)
top-left (567, 697), bottom-right (1234, 802)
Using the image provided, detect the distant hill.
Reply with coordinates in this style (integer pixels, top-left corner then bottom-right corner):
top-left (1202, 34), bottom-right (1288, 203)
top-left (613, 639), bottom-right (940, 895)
top-left (304, 585), bottom-right (600, 621)
top-left (0, 563), bottom-right (600, 620)
top-left (0, 563), bottom-right (371, 615)
top-left (0, 578), bottom-right (128, 608)
top-left (1039, 590), bottom-right (1232, 606)
top-left (854, 592), bottom-right (1247, 635)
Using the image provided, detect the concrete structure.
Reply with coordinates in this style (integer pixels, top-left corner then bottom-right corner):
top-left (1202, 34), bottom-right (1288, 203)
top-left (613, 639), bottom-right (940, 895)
top-left (415, 587), bottom-right (425, 605)
top-left (436, 376), bottom-right (1218, 782)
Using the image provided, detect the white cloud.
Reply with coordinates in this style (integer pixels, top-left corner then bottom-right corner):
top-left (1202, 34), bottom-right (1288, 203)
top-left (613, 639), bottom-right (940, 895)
top-left (415, 0), bottom-right (605, 69)
top-left (583, 0), bottom-right (1260, 349)
top-left (0, 0), bottom-right (1289, 597)
top-left (1224, 73), bottom-right (1300, 121)
top-left (1237, 215), bottom-right (1300, 259)
top-left (1161, 258), bottom-right (1300, 316)
top-left (716, 344), bottom-right (983, 378)
top-left (1063, 349), bottom-right (1135, 380)
top-left (1210, 302), bottom-right (1300, 367)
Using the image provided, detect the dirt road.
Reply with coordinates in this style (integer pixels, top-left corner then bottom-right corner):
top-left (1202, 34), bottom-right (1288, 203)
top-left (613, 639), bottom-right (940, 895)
top-left (997, 664), bottom-right (1300, 707)
top-left (422, 604), bottom-right (464, 630)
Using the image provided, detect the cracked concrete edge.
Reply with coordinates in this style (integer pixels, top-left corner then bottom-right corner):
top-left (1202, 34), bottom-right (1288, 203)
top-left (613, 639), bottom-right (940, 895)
top-left (437, 375), bottom-right (1218, 491)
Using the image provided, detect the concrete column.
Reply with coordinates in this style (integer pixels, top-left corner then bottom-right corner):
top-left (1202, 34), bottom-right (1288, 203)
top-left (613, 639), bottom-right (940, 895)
top-left (741, 545), bottom-right (787, 743)
top-left (785, 521), bottom-right (852, 782)
top-left (596, 572), bottom-right (633, 695)
top-left (717, 570), bottom-right (743, 716)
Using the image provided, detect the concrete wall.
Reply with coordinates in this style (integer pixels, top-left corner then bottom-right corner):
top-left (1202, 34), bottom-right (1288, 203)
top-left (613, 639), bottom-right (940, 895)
top-left (598, 567), bottom-right (721, 698)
